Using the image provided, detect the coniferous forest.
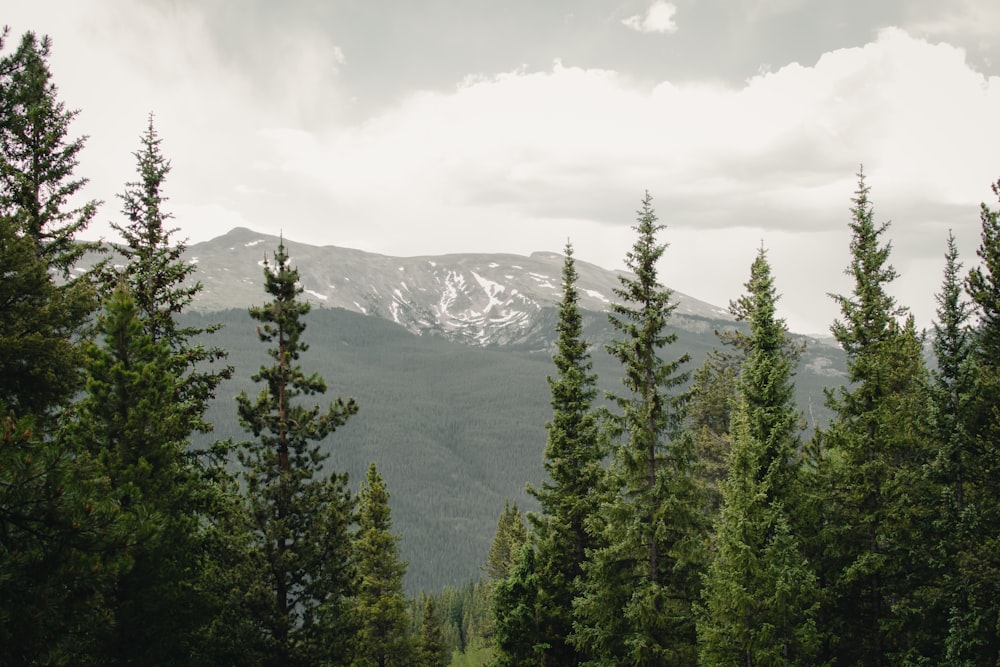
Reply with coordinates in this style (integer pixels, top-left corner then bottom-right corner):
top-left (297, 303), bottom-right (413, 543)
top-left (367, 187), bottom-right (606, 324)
top-left (4, 27), bottom-right (1000, 667)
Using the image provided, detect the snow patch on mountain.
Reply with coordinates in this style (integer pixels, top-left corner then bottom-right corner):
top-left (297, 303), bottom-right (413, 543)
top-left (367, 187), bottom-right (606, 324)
top-left (304, 289), bottom-right (328, 301)
top-left (584, 289), bottom-right (609, 303)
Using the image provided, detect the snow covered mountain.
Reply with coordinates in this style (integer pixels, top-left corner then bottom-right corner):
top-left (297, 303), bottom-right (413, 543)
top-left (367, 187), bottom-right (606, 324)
top-left (179, 227), bottom-right (734, 346)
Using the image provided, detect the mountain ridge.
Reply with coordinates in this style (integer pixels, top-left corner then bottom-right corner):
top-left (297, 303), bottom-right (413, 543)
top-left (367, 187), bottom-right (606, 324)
top-left (178, 226), bottom-right (735, 347)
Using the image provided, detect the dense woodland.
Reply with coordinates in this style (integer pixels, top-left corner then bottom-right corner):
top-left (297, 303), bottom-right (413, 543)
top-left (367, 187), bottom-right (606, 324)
top-left (3, 27), bottom-right (1000, 667)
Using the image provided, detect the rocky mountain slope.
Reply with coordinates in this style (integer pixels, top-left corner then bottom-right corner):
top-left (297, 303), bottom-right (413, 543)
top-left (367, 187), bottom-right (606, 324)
top-left (178, 227), bottom-right (733, 347)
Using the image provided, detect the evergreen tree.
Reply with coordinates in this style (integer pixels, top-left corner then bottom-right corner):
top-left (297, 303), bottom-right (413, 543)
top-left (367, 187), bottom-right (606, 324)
top-left (951, 178), bottom-right (1000, 663)
top-left (0, 30), bottom-right (97, 272)
top-left (0, 29), bottom-right (97, 416)
top-left (573, 192), bottom-right (706, 665)
top-left (492, 543), bottom-right (545, 667)
top-left (351, 462), bottom-right (413, 667)
top-left (0, 30), bottom-right (133, 665)
top-left (485, 500), bottom-right (527, 582)
top-left (818, 169), bottom-right (934, 664)
top-left (67, 281), bottom-right (225, 665)
top-left (921, 230), bottom-right (978, 663)
top-left (236, 239), bottom-right (359, 667)
top-left (100, 113), bottom-right (231, 436)
top-left (0, 405), bottom-right (137, 666)
top-left (519, 240), bottom-right (605, 665)
top-left (698, 248), bottom-right (820, 666)
top-left (415, 597), bottom-right (450, 667)
top-left (76, 116), bottom-right (236, 665)
top-left (686, 345), bottom-right (741, 516)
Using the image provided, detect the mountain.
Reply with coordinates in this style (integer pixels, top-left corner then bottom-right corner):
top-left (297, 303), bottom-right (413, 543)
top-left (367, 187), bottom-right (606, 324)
top-left (182, 227), bottom-right (734, 347)
top-left (88, 228), bottom-right (846, 593)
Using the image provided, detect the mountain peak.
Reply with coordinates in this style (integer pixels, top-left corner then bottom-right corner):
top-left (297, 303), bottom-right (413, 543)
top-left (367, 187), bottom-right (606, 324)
top-left (167, 228), bottom-right (734, 346)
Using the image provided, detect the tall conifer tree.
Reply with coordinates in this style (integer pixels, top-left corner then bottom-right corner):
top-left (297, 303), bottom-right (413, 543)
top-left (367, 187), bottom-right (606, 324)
top-left (485, 500), bottom-right (528, 582)
top-left (0, 30), bottom-right (97, 416)
top-left (698, 248), bottom-right (820, 666)
top-left (67, 282), bottom-right (207, 664)
top-left (492, 543), bottom-right (544, 667)
top-left (237, 239), bottom-right (359, 667)
top-left (573, 192), bottom-right (705, 665)
top-left (80, 116), bottom-right (237, 665)
top-left (952, 179), bottom-right (1000, 663)
top-left (415, 597), bottom-right (450, 667)
top-left (0, 31), bottom-right (132, 664)
top-left (516, 240), bottom-right (604, 665)
top-left (102, 113), bottom-right (232, 435)
top-left (819, 169), bottom-right (934, 664)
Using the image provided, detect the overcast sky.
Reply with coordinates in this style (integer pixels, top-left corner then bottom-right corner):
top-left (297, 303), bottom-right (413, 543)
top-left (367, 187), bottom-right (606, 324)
top-left (7, 0), bottom-right (1000, 333)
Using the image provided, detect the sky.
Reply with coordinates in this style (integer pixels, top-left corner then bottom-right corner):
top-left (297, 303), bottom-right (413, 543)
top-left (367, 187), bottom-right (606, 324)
top-left (6, 0), bottom-right (1000, 334)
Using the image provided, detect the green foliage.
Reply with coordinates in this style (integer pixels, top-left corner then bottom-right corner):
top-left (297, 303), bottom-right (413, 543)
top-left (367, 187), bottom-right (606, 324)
top-left (817, 169), bottom-right (936, 664)
top-left (352, 462), bottom-right (414, 667)
top-left (573, 192), bottom-right (706, 665)
top-left (0, 406), bottom-right (138, 666)
top-left (68, 282), bottom-right (231, 665)
top-left (0, 30), bottom-right (97, 272)
top-left (99, 113), bottom-right (232, 436)
top-left (0, 29), bottom-right (132, 666)
top-left (415, 597), bottom-right (451, 667)
top-left (236, 240), bottom-right (359, 666)
top-left (435, 579), bottom-right (493, 655)
top-left (687, 345), bottom-right (740, 517)
top-left (0, 29), bottom-right (96, 417)
top-left (484, 502), bottom-right (528, 659)
top-left (514, 241), bottom-right (606, 665)
top-left (947, 178), bottom-right (1000, 664)
top-left (491, 544), bottom-right (545, 667)
top-left (698, 248), bottom-right (820, 666)
top-left (485, 500), bottom-right (527, 582)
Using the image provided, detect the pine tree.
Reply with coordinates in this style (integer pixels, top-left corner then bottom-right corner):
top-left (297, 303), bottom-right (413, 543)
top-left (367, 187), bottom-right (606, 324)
top-left (819, 169), bottom-right (934, 664)
top-left (573, 192), bottom-right (705, 665)
top-left (415, 597), bottom-right (450, 667)
top-left (517, 240), bottom-right (605, 665)
top-left (0, 30), bottom-right (97, 272)
top-left (0, 31), bottom-right (134, 665)
top-left (101, 113), bottom-right (231, 436)
top-left (492, 543), bottom-right (544, 667)
top-left (236, 239), bottom-right (359, 667)
top-left (932, 231), bottom-right (976, 507)
top-left (0, 29), bottom-right (97, 416)
top-left (950, 178), bottom-right (1000, 663)
top-left (67, 280), bottom-right (227, 665)
top-left (351, 462), bottom-right (413, 667)
top-left (73, 117), bottom-right (237, 665)
top-left (919, 230), bottom-right (977, 662)
top-left (698, 247), bottom-right (820, 666)
top-left (0, 405), bottom-right (137, 666)
top-left (686, 345), bottom-right (741, 517)
top-left (485, 500), bottom-right (528, 582)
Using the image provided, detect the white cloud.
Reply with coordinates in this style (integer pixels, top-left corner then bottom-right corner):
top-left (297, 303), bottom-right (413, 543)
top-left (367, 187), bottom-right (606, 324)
top-left (246, 28), bottom-right (999, 331)
top-left (3, 4), bottom-right (998, 332)
top-left (622, 1), bottom-right (679, 34)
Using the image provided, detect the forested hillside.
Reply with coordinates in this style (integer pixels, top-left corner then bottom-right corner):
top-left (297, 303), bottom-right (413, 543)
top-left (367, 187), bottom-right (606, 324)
top-left (193, 304), bottom-right (839, 593)
top-left (5, 25), bottom-right (1000, 667)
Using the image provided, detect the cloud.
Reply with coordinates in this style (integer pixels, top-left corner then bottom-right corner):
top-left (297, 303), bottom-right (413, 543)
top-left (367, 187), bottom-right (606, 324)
top-left (242, 28), bottom-right (999, 331)
top-left (905, 0), bottom-right (1000, 40)
top-left (622, 1), bottom-right (679, 34)
top-left (4, 3), bottom-right (998, 332)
